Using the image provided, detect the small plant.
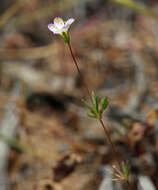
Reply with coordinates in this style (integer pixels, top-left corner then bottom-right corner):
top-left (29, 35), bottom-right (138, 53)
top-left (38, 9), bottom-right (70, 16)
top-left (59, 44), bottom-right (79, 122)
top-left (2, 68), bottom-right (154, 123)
top-left (82, 91), bottom-right (108, 119)
top-left (112, 162), bottom-right (130, 184)
top-left (48, 17), bottom-right (130, 187)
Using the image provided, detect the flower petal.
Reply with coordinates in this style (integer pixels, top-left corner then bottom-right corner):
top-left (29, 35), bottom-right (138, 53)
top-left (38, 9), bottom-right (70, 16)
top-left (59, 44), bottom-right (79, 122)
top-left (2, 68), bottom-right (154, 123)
top-left (64, 18), bottom-right (75, 28)
top-left (48, 24), bottom-right (58, 33)
top-left (48, 23), bottom-right (66, 34)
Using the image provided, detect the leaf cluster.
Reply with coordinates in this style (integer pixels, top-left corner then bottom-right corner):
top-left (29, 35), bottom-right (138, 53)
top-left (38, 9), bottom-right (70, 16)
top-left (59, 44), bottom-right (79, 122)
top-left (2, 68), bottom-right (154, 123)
top-left (121, 161), bottom-right (130, 182)
top-left (82, 91), bottom-right (108, 119)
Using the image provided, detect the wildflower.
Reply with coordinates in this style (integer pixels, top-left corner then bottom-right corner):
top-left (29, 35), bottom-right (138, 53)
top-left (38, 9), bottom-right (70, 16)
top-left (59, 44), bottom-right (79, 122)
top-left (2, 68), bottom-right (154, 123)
top-left (48, 17), bottom-right (75, 43)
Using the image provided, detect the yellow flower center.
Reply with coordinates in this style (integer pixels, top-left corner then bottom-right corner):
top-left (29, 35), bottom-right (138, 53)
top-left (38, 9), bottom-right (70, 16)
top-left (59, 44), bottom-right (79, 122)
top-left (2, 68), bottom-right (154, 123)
top-left (55, 18), bottom-right (63, 24)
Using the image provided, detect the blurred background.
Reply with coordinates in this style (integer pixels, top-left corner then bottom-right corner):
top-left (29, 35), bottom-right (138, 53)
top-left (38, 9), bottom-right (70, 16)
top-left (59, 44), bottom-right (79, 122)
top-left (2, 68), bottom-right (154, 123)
top-left (0, 0), bottom-right (158, 189)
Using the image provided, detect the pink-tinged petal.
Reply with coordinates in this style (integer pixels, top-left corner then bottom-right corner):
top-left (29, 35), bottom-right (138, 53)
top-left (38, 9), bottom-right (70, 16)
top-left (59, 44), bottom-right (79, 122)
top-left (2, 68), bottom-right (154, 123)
top-left (48, 23), bottom-right (66, 34)
top-left (63, 25), bottom-right (70, 31)
top-left (48, 24), bottom-right (58, 33)
top-left (64, 18), bottom-right (75, 28)
top-left (48, 23), bottom-right (54, 30)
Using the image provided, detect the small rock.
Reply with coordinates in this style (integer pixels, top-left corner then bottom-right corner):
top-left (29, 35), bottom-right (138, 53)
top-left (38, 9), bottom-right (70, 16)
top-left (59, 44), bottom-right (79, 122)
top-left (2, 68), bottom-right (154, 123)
top-left (138, 176), bottom-right (155, 190)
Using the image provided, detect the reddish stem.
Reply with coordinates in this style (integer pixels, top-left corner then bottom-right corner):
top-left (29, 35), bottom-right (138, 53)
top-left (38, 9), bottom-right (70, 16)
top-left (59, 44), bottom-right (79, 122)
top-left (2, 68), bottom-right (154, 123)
top-left (68, 43), bottom-right (91, 98)
top-left (67, 41), bottom-right (130, 189)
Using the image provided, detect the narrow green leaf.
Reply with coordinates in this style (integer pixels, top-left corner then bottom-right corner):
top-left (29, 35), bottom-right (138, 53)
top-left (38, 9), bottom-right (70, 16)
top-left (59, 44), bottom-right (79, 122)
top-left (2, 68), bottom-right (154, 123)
top-left (91, 91), bottom-right (96, 108)
top-left (90, 109), bottom-right (98, 115)
top-left (122, 162), bottom-right (130, 181)
top-left (98, 97), bottom-right (109, 116)
top-left (100, 97), bottom-right (109, 112)
top-left (87, 113), bottom-right (97, 118)
top-left (82, 99), bottom-right (92, 110)
top-left (82, 99), bottom-right (96, 115)
top-left (95, 96), bottom-right (99, 112)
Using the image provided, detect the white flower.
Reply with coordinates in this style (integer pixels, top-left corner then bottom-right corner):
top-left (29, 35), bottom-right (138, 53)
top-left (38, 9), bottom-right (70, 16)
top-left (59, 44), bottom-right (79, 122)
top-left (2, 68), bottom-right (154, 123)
top-left (48, 17), bottom-right (75, 34)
